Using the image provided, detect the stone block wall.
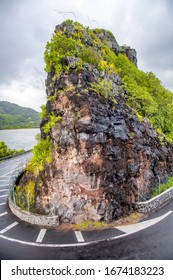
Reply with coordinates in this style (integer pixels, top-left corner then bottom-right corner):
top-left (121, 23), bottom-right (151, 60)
top-left (9, 197), bottom-right (59, 226)
top-left (136, 186), bottom-right (173, 213)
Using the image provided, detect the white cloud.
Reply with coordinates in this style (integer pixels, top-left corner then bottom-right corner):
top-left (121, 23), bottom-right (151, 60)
top-left (0, 79), bottom-right (46, 111)
top-left (0, 0), bottom-right (173, 110)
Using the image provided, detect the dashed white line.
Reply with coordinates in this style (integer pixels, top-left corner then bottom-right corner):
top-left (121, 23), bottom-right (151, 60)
top-left (0, 189), bottom-right (8, 192)
top-left (36, 229), bottom-right (47, 243)
top-left (0, 222), bottom-right (19, 234)
top-left (0, 194), bottom-right (8, 198)
top-left (0, 170), bottom-right (13, 178)
top-left (0, 179), bottom-right (10, 181)
top-left (0, 202), bottom-right (6, 206)
top-left (75, 231), bottom-right (84, 242)
top-left (0, 210), bottom-right (172, 248)
top-left (0, 211), bottom-right (8, 217)
top-left (0, 163), bottom-right (17, 172)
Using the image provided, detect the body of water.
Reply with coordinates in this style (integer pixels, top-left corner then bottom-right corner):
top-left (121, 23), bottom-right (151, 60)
top-left (0, 128), bottom-right (40, 151)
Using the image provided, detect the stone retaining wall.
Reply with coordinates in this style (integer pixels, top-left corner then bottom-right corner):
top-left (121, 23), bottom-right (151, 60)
top-left (136, 186), bottom-right (173, 213)
top-left (9, 197), bottom-right (59, 227)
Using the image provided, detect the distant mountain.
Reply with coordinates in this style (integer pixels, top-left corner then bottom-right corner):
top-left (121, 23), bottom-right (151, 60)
top-left (0, 101), bottom-right (40, 129)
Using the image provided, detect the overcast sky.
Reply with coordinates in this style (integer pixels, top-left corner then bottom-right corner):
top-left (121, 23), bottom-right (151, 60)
top-left (0, 0), bottom-right (173, 111)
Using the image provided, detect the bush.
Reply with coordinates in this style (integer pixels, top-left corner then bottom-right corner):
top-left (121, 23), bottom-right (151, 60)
top-left (42, 113), bottom-right (62, 134)
top-left (78, 46), bottom-right (101, 67)
top-left (152, 177), bottom-right (173, 197)
top-left (0, 141), bottom-right (24, 159)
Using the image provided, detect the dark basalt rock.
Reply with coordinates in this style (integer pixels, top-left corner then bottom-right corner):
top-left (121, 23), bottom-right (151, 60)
top-left (18, 21), bottom-right (173, 224)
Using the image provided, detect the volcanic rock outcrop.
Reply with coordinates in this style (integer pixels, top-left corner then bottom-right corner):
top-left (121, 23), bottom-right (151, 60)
top-left (17, 20), bottom-right (173, 224)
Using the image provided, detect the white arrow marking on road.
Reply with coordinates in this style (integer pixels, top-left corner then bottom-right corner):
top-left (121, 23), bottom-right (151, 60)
top-left (75, 231), bottom-right (84, 242)
top-left (0, 222), bottom-right (19, 234)
top-left (36, 229), bottom-right (47, 243)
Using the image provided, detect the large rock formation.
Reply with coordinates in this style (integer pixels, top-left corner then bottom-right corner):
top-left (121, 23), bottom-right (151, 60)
top-left (17, 20), bottom-right (173, 224)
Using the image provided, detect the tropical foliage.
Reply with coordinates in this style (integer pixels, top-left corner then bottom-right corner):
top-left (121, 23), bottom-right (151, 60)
top-left (26, 136), bottom-right (52, 174)
top-left (44, 20), bottom-right (173, 142)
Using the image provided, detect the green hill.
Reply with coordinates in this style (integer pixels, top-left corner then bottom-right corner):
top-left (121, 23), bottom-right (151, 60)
top-left (0, 101), bottom-right (40, 129)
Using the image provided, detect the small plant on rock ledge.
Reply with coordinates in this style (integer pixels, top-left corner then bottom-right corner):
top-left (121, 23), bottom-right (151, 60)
top-left (27, 137), bottom-right (53, 175)
top-left (90, 78), bottom-right (113, 99)
top-left (42, 113), bottom-right (62, 134)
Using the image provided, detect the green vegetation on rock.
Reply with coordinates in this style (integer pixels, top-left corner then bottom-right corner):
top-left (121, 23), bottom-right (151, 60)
top-left (44, 19), bottom-right (173, 142)
top-left (27, 136), bottom-right (52, 174)
top-left (42, 113), bottom-right (62, 134)
top-left (90, 78), bottom-right (114, 99)
top-left (114, 54), bottom-right (173, 141)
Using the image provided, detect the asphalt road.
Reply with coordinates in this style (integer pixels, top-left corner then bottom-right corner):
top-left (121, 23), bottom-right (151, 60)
top-left (0, 153), bottom-right (173, 260)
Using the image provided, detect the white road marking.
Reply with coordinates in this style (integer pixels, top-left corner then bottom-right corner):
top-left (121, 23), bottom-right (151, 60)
top-left (0, 203), bottom-right (6, 206)
top-left (0, 189), bottom-right (8, 192)
top-left (0, 179), bottom-right (10, 181)
top-left (0, 222), bottom-right (18, 234)
top-left (75, 231), bottom-right (84, 242)
top-left (116, 210), bottom-right (173, 234)
top-left (36, 229), bottom-right (47, 243)
top-left (0, 210), bottom-right (172, 248)
top-left (0, 212), bottom-right (8, 217)
top-left (0, 194), bottom-right (8, 198)
top-left (0, 163), bottom-right (17, 172)
top-left (0, 170), bottom-right (13, 178)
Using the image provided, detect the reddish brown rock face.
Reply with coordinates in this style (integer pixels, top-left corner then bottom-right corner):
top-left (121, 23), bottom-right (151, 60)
top-left (17, 22), bottom-right (173, 224)
top-left (17, 69), bottom-right (173, 224)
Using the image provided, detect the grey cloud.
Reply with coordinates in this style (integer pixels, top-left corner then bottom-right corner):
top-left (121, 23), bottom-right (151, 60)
top-left (111, 0), bottom-right (173, 89)
top-left (1, 0), bottom-right (173, 108)
top-left (0, 0), bottom-right (59, 85)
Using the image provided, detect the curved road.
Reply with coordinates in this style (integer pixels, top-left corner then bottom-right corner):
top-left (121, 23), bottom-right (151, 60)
top-left (0, 153), bottom-right (173, 259)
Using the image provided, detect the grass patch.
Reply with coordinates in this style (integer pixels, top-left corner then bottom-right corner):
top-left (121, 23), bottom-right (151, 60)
top-left (56, 212), bottom-right (145, 231)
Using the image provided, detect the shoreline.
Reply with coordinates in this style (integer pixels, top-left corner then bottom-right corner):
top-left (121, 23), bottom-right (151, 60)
top-left (0, 126), bottom-right (39, 131)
